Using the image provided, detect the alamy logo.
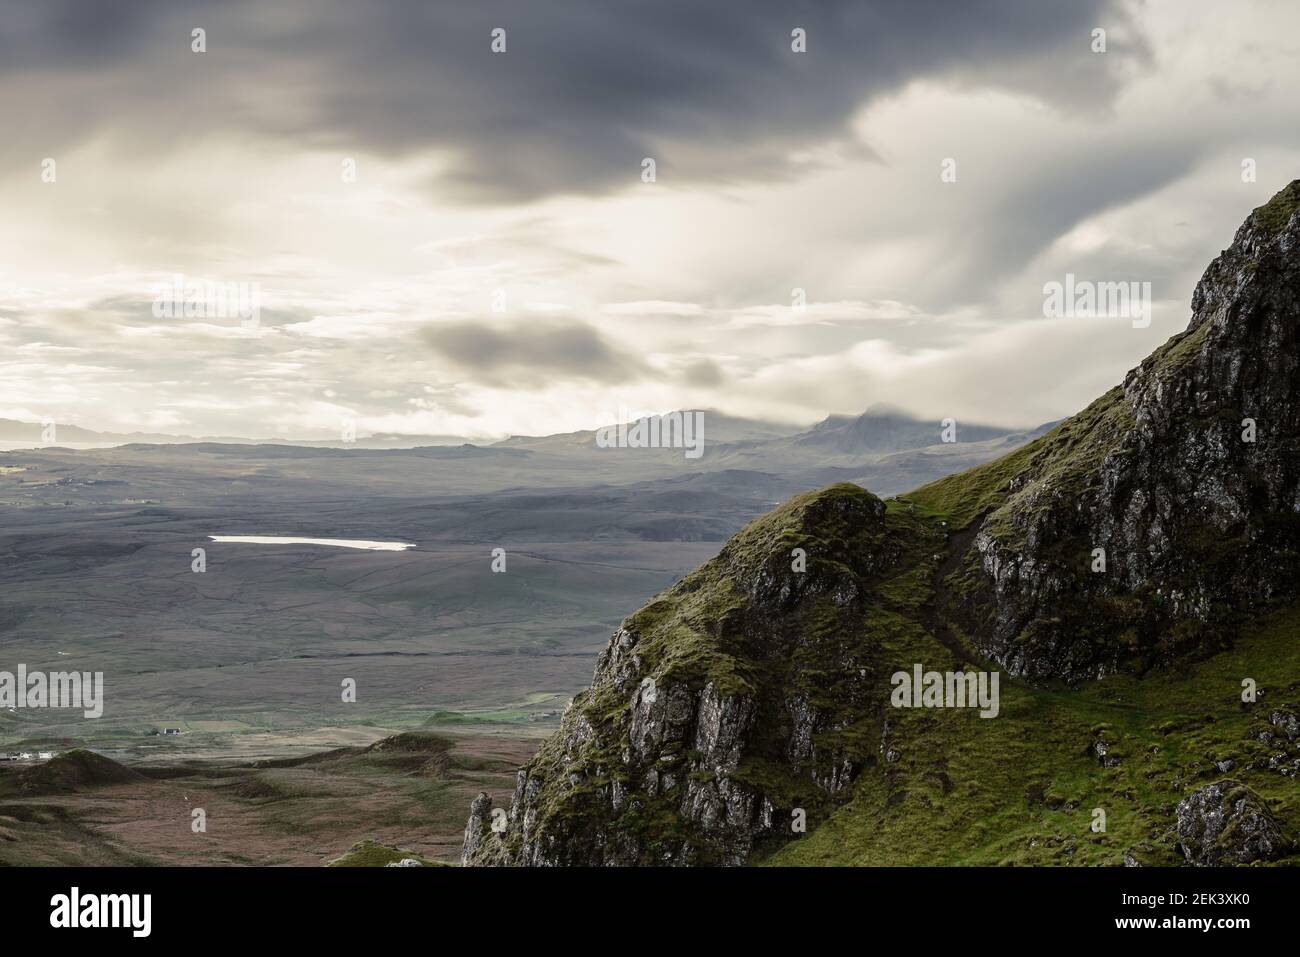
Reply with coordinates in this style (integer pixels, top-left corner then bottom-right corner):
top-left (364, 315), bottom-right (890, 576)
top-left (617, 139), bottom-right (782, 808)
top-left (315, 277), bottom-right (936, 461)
top-left (891, 664), bottom-right (1000, 718)
top-left (50, 887), bottom-right (151, 937)
top-left (151, 273), bottom-right (261, 327)
top-left (595, 409), bottom-right (704, 459)
top-left (1042, 273), bottom-right (1151, 328)
top-left (0, 666), bottom-right (103, 718)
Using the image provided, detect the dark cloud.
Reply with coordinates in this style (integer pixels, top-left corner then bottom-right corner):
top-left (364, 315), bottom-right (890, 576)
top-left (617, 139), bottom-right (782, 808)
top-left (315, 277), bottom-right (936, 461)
top-left (920, 139), bottom-right (1201, 310)
top-left (0, 0), bottom-right (1146, 202)
top-left (421, 318), bottom-right (648, 386)
top-left (682, 358), bottom-right (725, 387)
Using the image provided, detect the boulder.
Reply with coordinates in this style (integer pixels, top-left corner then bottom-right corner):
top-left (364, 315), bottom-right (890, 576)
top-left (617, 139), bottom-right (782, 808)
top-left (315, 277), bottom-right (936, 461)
top-left (1176, 779), bottom-right (1289, 865)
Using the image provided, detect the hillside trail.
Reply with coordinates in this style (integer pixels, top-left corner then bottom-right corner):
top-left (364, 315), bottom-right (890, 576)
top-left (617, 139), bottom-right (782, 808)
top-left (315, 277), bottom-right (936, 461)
top-left (918, 514), bottom-right (988, 669)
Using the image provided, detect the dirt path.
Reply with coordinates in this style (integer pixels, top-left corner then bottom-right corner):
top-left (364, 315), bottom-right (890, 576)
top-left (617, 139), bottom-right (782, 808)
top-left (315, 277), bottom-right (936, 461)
top-left (919, 516), bottom-right (987, 667)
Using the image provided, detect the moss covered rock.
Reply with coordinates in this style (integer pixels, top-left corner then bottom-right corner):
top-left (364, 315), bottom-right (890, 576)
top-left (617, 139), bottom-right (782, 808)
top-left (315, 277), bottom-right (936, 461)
top-left (911, 179), bottom-right (1300, 680)
top-left (1176, 780), bottom-right (1289, 865)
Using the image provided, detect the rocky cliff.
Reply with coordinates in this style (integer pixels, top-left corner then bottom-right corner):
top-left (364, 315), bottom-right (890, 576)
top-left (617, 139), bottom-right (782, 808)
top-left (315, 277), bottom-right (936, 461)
top-left (954, 180), bottom-right (1300, 681)
top-left (463, 183), bottom-right (1300, 867)
top-left (463, 484), bottom-right (931, 865)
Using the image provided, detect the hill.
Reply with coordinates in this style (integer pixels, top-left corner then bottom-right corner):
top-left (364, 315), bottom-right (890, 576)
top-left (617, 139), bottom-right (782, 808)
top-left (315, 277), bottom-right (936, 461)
top-left (0, 749), bottom-right (145, 796)
top-left (462, 183), bottom-right (1300, 867)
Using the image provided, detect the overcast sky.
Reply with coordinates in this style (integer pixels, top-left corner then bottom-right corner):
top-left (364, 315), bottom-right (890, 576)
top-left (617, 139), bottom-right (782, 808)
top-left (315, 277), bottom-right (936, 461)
top-left (1, 0), bottom-right (1298, 440)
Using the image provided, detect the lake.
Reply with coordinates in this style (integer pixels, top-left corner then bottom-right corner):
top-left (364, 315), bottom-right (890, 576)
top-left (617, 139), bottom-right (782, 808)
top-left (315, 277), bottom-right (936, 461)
top-left (208, 536), bottom-right (416, 551)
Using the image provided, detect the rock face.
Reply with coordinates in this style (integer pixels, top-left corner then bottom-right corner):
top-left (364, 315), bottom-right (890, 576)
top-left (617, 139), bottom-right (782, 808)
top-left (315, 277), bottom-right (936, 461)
top-left (956, 182), bottom-right (1300, 680)
top-left (1176, 780), bottom-right (1289, 865)
top-left (462, 183), bottom-right (1300, 867)
top-left (462, 485), bottom-right (913, 866)
top-left (1271, 707), bottom-right (1300, 741)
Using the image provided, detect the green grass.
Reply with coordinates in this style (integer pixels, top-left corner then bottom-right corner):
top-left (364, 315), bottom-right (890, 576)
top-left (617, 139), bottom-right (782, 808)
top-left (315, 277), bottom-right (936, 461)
top-left (327, 839), bottom-right (445, 867)
top-left (900, 441), bottom-right (1042, 530)
top-left (768, 601), bottom-right (1300, 865)
top-left (469, 470), bottom-right (1300, 865)
top-left (902, 385), bottom-right (1134, 541)
top-left (1251, 179), bottom-right (1300, 237)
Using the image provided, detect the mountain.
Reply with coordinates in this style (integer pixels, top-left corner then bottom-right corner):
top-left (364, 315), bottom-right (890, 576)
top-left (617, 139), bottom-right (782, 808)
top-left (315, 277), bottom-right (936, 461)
top-left (483, 406), bottom-right (1051, 489)
top-left (0, 418), bottom-right (473, 450)
top-left (0, 411), bottom-right (795, 454)
top-left (792, 405), bottom-right (1014, 456)
top-left (0, 419), bottom-right (186, 447)
top-left (461, 183), bottom-right (1300, 867)
top-left (2, 405), bottom-right (1041, 481)
top-left (493, 410), bottom-right (802, 451)
top-left (942, 180), bottom-right (1300, 681)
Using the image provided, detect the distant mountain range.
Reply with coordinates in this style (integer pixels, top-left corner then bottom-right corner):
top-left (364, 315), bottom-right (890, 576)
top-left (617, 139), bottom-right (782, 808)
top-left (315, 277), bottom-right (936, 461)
top-left (0, 407), bottom-right (1058, 503)
top-left (0, 418), bottom-right (474, 450)
top-left (1, 406), bottom-right (1050, 465)
top-left (790, 406), bottom-right (1014, 455)
top-left (493, 411), bottom-right (804, 451)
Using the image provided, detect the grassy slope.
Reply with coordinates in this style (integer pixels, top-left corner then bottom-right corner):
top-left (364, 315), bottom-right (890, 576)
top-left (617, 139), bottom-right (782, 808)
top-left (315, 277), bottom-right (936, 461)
top-left (770, 599), bottom-right (1300, 865)
top-left (900, 382), bottom-right (1136, 534)
top-left (328, 839), bottom-right (446, 867)
top-left (761, 354), bottom-right (1299, 865)
top-left (508, 445), bottom-right (1299, 865)
top-left (1253, 179), bottom-right (1300, 237)
top-left (506, 488), bottom-right (878, 855)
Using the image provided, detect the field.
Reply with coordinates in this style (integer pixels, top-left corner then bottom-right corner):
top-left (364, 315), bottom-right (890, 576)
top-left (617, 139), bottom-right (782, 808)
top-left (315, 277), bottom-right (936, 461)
top-left (0, 425), bottom-right (1042, 865)
top-left (0, 731), bottom-right (536, 866)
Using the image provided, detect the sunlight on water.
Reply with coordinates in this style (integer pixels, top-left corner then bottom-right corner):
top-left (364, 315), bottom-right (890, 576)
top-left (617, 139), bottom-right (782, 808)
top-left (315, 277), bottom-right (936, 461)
top-left (209, 535), bottom-right (415, 551)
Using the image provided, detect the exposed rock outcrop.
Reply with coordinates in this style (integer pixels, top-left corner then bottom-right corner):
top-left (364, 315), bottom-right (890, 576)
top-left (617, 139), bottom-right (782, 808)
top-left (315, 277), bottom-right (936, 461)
top-left (462, 485), bottom-right (913, 866)
top-left (949, 182), bottom-right (1300, 680)
top-left (1270, 707), bottom-right (1299, 741)
top-left (1176, 779), bottom-right (1289, 865)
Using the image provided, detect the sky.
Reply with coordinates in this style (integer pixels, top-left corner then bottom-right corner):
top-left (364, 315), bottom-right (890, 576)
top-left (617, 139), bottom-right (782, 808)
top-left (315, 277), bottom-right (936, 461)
top-left (1, 0), bottom-right (1298, 441)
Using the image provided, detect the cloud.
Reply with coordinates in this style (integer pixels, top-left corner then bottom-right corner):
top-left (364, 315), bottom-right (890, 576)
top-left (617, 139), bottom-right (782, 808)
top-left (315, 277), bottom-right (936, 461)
top-left (421, 318), bottom-right (649, 386)
top-left (4, 0), bottom-right (1300, 442)
top-left (681, 359), bottom-right (726, 388)
top-left (602, 301), bottom-right (706, 319)
top-left (0, 0), bottom-right (1145, 203)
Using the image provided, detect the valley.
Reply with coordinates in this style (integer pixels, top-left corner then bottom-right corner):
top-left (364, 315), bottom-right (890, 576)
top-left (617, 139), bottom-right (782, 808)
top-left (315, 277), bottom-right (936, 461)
top-left (0, 405), bottom-right (1040, 864)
